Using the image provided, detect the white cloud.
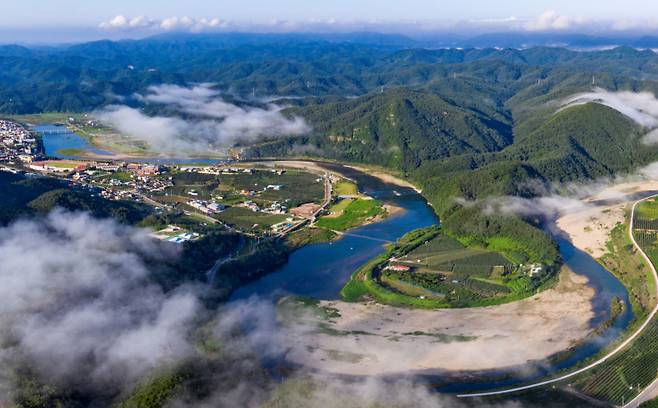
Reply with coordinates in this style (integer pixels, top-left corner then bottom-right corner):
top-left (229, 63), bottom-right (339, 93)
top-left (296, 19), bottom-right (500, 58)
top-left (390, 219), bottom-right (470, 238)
top-left (523, 10), bottom-right (574, 31)
top-left (0, 211), bottom-right (200, 398)
top-left (100, 15), bottom-right (224, 33)
top-left (562, 88), bottom-right (658, 128)
top-left (561, 88), bottom-right (658, 145)
top-left (99, 15), bottom-right (156, 30)
top-left (94, 12), bottom-right (658, 37)
top-left (95, 84), bottom-right (310, 155)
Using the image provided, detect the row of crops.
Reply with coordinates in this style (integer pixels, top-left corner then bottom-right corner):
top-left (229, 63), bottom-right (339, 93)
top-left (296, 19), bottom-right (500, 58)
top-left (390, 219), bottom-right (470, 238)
top-left (579, 319), bottom-right (658, 404)
top-left (634, 219), bottom-right (658, 231)
top-left (575, 202), bottom-right (658, 405)
top-left (401, 234), bottom-right (514, 276)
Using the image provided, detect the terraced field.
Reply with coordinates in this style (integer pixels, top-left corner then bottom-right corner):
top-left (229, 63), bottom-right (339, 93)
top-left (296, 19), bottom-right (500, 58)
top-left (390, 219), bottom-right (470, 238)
top-left (384, 234), bottom-right (531, 306)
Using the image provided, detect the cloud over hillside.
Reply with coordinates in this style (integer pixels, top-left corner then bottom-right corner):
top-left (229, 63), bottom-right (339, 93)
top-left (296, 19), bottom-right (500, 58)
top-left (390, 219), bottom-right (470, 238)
top-left (96, 84), bottom-right (309, 155)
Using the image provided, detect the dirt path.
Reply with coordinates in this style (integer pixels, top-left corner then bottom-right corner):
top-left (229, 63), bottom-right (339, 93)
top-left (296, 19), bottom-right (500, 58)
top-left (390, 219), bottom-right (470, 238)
top-left (284, 267), bottom-right (594, 375)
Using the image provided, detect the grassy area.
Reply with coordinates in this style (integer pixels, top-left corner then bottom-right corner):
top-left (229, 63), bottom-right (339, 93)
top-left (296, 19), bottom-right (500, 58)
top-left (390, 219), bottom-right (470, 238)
top-left (116, 369), bottom-right (186, 408)
top-left (334, 180), bottom-right (358, 196)
top-left (7, 112), bottom-right (84, 125)
top-left (47, 161), bottom-right (81, 169)
top-left (285, 227), bottom-right (337, 249)
top-left (340, 226), bottom-right (557, 309)
top-left (636, 197), bottom-right (658, 220)
top-left (56, 148), bottom-right (86, 157)
top-left (315, 198), bottom-right (384, 231)
top-left (600, 222), bottom-right (656, 318)
top-left (324, 198), bottom-right (353, 216)
top-left (216, 207), bottom-right (288, 233)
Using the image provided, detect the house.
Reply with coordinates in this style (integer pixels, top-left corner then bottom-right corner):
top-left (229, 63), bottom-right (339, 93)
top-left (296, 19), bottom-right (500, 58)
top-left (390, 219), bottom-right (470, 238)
top-left (384, 264), bottom-right (411, 272)
top-left (529, 264), bottom-right (544, 277)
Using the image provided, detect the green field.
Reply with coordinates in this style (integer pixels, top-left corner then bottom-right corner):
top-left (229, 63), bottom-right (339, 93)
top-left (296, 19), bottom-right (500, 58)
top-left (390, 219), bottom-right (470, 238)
top-left (145, 168), bottom-right (325, 234)
top-left (325, 198), bottom-right (353, 216)
top-left (399, 234), bottom-right (513, 277)
top-left (636, 197), bottom-right (658, 221)
top-left (217, 169), bottom-right (324, 208)
top-left (315, 198), bottom-right (384, 231)
top-left (334, 180), bottom-right (358, 196)
top-left (7, 112), bottom-right (85, 125)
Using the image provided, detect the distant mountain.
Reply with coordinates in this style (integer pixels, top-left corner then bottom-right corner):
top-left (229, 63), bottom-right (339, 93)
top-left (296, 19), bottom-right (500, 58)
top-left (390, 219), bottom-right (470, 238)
top-left (4, 34), bottom-right (658, 112)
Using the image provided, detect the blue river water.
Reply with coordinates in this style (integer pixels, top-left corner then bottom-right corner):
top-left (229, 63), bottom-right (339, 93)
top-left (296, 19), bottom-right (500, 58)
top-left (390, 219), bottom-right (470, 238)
top-left (36, 124), bottom-right (114, 158)
top-left (37, 124), bottom-right (220, 165)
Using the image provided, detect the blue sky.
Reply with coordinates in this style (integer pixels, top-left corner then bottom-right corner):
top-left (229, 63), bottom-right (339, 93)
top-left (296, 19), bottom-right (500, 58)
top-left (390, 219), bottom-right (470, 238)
top-left (4, 0), bottom-right (658, 26)
top-left (4, 1), bottom-right (658, 43)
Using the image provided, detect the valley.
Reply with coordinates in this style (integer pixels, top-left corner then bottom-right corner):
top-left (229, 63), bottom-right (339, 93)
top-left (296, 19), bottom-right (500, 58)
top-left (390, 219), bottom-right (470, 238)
top-left (6, 27), bottom-right (658, 408)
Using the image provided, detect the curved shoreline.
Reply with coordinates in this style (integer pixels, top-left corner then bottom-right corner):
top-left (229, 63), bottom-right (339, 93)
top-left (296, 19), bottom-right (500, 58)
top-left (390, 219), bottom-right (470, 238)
top-left (457, 192), bottom-right (658, 399)
top-left (285, 266), bottom-right (595, 375)
top-left (264, 162), bottom-right (609, 378)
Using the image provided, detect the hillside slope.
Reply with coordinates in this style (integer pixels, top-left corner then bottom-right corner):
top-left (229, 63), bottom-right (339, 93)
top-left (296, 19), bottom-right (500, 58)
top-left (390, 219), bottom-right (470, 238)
top-left (292, 89), bottom-right (513, 169)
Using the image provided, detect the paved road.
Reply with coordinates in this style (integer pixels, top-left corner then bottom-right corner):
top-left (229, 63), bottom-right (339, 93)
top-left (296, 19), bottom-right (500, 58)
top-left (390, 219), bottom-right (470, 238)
top-left (457, 193), bottom-right (658, 401)
top-left (626, 377), bottom-right (658, 408)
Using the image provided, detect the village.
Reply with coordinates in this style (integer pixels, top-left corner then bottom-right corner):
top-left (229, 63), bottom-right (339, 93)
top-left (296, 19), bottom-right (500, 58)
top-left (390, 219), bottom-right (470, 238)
top-left (0, 119), bottom-right (40, 163)
top-left (0, 119), bottom-right (333, 243)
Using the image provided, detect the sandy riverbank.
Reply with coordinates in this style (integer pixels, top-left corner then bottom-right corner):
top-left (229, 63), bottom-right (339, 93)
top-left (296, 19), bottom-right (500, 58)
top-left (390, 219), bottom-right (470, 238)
top-left (556, 181), bottom-right (658, 258)
top-left (284, 267), bottom-right (594, 375)
top-left (344, 164), bottom-right (421, 192)
top-left (261, 160), bottom-right (420, 191)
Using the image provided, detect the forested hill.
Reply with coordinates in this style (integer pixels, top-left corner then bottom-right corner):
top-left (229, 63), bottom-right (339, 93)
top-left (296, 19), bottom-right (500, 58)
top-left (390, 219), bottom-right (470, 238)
top-left (4, 33), bottom-right (658, 112)
top-left (287, 88), bottom-right (513, 169)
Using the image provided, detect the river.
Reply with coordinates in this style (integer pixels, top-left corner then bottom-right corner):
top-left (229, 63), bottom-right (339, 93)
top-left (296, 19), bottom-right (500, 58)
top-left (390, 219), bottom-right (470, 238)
top-left (37, 124), bottom-right (220, 165)
top-left (230, 162), bottom-right (634, 392)
top-left (37, 126), bottom-right (635, 390)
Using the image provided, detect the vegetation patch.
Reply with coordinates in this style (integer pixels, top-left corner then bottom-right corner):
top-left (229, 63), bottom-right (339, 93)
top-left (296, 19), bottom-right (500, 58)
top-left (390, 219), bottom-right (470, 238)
top-left (400, 331), bottom-right (478, 343)
top-left (116, 369), bottom-right (187, 408)
top-left (315, 198), bottom-right (384, 231)
top-left (334, 180), bottom-right (358, 196)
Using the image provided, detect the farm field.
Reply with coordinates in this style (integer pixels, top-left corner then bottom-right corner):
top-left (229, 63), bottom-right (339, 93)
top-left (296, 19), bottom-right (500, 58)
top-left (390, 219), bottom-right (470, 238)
top-left (217, 169), bottom-right (324, 208)
top-left (341, 226), bottom-right (556, 308)
top-left (574, 200), bottom-right (658, 405)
